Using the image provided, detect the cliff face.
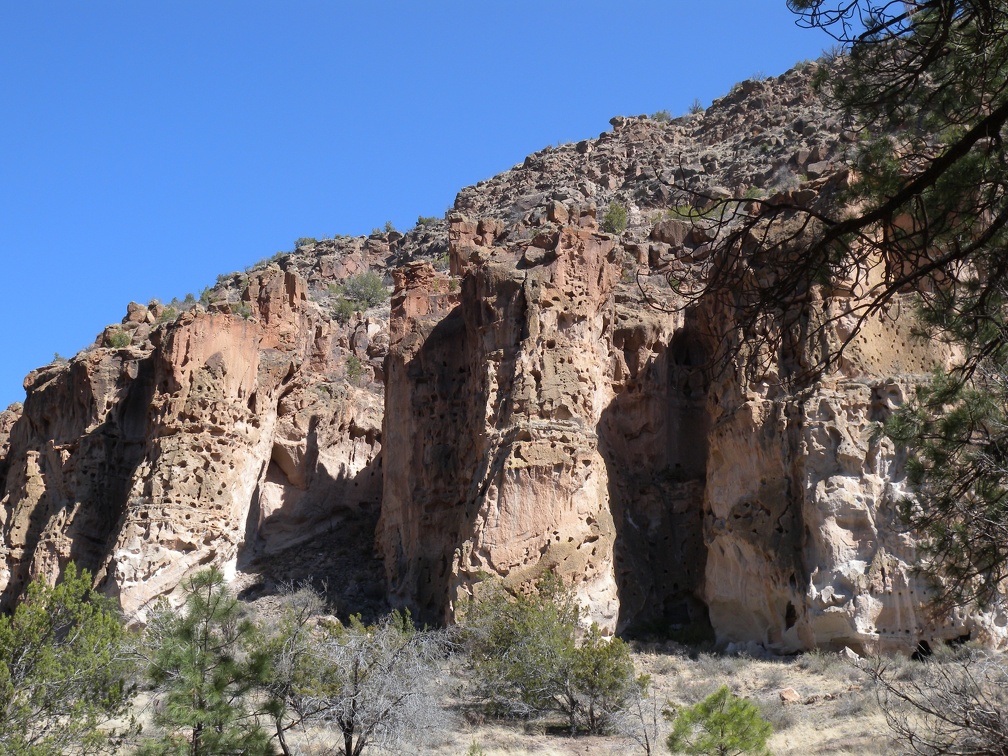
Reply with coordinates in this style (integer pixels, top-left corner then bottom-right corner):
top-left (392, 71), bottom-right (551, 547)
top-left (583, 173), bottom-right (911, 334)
top-left (1, 62), bottom-right (1004, 653)
top-left (0, 267), bottom-right (384, 618)
top-left (378, 208), bottom-right (714, 638)
top-left (375, 61), bottom-right (1008, 651)
top-left (378, 201), bottom-right (1002, 653)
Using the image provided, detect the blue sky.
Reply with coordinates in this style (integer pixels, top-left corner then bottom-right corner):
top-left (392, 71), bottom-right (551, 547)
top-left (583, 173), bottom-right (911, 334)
top-left (0, 2), bottom-right (833, 410)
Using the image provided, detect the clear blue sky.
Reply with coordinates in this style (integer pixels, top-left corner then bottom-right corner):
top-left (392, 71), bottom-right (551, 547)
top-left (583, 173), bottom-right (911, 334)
top-left (0, 2), bottom-right (833, 410)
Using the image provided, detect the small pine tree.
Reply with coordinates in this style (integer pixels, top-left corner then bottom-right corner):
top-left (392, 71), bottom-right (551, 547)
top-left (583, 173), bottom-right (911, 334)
top-left (665, 685), bottom-right (772, 756)
top-left (602, 202), bottom-right (628, 234)
top-left (0, 564), bottom-right (135, 755)
top-left (138, 569), bottom-right (273, 756)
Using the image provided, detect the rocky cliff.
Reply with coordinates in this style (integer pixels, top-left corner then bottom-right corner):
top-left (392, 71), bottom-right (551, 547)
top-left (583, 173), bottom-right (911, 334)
top-left (0, 264), bottom-right (387, 619)
top-left (1, 62), bottom-right (1004, 653)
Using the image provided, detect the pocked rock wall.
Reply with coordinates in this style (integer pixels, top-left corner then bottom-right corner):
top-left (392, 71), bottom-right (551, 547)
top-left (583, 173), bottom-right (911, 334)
top-left (2, 62), bottom-right (1006, 652)
top-left (379, 210), bottom-right (713, 635)
top-left (0, 266), bottom-right (383, 619)
top-left (702, 289), bottom-right (1008, 654)
top-left (381, 204), bottom-right (1008, 654)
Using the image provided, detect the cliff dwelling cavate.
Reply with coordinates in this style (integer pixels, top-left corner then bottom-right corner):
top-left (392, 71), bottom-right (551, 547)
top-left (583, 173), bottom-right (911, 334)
top-left (601, 324), bottom-right (712, 639)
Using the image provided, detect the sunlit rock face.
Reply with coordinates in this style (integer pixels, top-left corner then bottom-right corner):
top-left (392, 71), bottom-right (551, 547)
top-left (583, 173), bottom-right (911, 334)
top-left (380, 165), bottom-right (1006, 652)
top-left (0, 266), bottom-right (383, 619)
top-left (378, 211), bottom-right (706, 640)
top-left (1, 62), bottom-right (1005, 653)
top-left (702, 313), bottom-right (1007, 655)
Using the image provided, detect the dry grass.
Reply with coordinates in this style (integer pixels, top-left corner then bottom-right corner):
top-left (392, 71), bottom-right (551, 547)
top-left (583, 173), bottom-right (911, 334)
top-left (121, 643), bottom-right (906, 754)
top-left (428, 644), bottom-right (900, 756)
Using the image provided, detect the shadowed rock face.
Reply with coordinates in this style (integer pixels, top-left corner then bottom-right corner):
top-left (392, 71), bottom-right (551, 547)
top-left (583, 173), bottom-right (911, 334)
top-left (380, 213), bottom-right (706, 638)
top-left (2, 63), bottom-right (1006, 652)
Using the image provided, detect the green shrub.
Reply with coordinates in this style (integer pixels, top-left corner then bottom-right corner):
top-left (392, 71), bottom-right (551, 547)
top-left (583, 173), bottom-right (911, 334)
top-left (346, 355), bottom-right (363, 383)
top-left (651, 110), bottom-right (672, 122)
top-left (330, 271), bottom-right (387, 326)
top-left (665, 685), bottom-right (772, 755)
top-left (158, 306), bottom-right (179, 324)
top-left (417, 215), bottom-right (440, 227)
top-left (332, 297), bottom-right (356, 324)
top-left (108, 330), bottom-right (130, 349)
top-left (294, 236), bottom-right (317, 248)
top-left (0, 564), bottom-right (136, 754)
top-left (384, 220), bottom-right (396, 233)
top-left (602, 202), bottom-right (628, 234)
top-left (463, 573), bottom-right (636, 735)
top-left (334, 270), bottom-right (389, 310)
top-left (233, 302), bottom-right (253, 320)
top-left (574, 622), bottom-right (637, 734)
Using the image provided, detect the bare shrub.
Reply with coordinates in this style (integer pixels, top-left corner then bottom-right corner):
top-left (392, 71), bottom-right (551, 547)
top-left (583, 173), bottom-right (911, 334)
top-left (860, 651), bottom-right (1008, 755)
top-left (612, 675), bottom-right (667, 755)
top-left (757, 696), bottom-right (798, 733)
top-left (264, 585), bottom-right (453, 755)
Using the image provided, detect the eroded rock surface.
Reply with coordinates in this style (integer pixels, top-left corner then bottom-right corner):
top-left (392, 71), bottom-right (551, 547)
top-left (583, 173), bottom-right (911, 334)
top-left (380, 217), bottom-right (633, 630)
top-left (0, 265), bottom-right (385, 618)
top-left (2, 62), bottom-right (1004, 653)
top-left (378, 63), bottom-right (1008, 652)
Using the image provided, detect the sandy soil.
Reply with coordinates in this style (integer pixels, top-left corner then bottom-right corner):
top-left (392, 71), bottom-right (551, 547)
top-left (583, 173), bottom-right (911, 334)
top-left (121, 635), bottom-right (904, 754)
top-left (423, 644), bottom-right (897, 756)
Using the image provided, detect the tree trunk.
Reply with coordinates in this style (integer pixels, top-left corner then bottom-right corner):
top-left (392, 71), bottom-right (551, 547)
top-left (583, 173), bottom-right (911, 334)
top-left (276, 718), bottom-right (291, 756)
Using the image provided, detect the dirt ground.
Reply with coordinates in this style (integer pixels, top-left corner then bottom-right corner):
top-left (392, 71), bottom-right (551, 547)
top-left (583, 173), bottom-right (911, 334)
top-left (425, 644), bottom-right (897, 756)
top-left (122, 641), bottom-right (912, 755)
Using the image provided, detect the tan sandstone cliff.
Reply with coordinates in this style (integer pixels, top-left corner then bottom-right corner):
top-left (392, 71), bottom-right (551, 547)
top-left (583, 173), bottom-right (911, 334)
top-left (0, 266), bottom-right (384, 619)
top-left (1, 62), bottom-right (1004, 654)
top-left (377, 199), bottom-right (1007, 653)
